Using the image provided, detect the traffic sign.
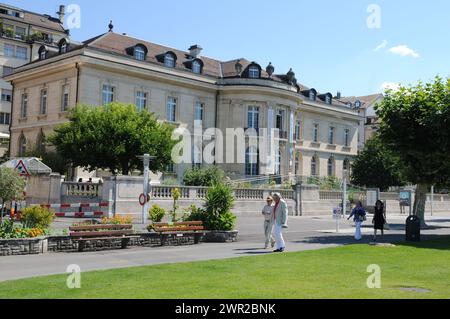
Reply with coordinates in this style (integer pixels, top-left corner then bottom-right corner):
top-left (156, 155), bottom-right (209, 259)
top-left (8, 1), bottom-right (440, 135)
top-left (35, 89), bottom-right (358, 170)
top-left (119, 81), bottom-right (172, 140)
top-left (14, 160), bottom-right (30, 177)
top-left (139, 193), bottom-right (150, 206)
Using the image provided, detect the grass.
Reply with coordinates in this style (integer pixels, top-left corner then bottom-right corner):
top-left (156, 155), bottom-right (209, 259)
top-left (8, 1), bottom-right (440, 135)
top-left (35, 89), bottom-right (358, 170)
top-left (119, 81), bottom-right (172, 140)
top-left (0, 237), bottom-right (449, 299)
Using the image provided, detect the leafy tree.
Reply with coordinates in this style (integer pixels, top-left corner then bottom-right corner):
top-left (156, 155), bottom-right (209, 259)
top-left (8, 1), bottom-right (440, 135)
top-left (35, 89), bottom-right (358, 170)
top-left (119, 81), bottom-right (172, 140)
top-left (24, 147), bottom-right (69, 175)
top-left (376, 76), bottom-right (450, 226)
top-left (0, 167), bottom-right (26, 224)
top-left (183, 166), bottom-right (225, 186)
top-left (49, 103), bottom-right (177, 175)
top-left (351, 136), bottom-right (406, 191)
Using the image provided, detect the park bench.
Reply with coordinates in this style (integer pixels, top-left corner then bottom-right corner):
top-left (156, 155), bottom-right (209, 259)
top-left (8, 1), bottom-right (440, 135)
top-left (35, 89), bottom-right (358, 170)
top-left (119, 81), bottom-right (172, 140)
top-left (69, 224), bottom-right (139, 252)
top-left (153, 221), bottom-right (206, 246)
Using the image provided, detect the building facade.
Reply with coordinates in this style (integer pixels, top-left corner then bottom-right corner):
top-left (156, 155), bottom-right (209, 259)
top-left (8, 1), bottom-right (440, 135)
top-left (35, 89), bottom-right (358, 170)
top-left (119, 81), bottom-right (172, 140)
top-left (6, 30), bottom-right (361, 182)
top-left (0, 3), bottom-right (68, 156)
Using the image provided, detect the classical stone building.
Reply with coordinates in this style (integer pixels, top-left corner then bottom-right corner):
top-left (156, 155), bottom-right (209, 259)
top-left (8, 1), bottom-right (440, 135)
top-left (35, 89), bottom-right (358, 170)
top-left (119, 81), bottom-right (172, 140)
top-left (340, 94), bottom-right (383, 151)
top-left (6, 29), bottom-right (361, 182)
top-left (0, 3), bottom-right (68, 156)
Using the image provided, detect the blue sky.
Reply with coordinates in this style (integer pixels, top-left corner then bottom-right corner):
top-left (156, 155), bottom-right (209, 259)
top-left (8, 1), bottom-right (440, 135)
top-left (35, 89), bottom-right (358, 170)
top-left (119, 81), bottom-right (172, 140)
top-left (6, 0), bottom-right (450, 96)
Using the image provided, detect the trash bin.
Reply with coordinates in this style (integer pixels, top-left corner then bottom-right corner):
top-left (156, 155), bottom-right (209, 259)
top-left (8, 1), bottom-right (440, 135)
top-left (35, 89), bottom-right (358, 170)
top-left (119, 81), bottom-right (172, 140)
top-left (406, 215), bottom-right (421, 242)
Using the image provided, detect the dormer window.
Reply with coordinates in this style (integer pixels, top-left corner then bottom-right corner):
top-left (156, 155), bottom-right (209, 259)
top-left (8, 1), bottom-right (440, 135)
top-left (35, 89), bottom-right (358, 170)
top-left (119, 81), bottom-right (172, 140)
top-left (192, 60), bottom-right (202, 74)
top-left (164, 53), bottom-right (176, 68)
top-left (134, 45), bottom-right (146, 61)
top-left (325, 94), bottom-right (332, 104)
top-left (38, 46), bottom-right (48, 60)
top-left (248, 65), bottom-right (260, 78)
top-left (59, 39), bottom-right (69, 54)
top-left (354, 100), bottom-right (362, 108)
top-left (309, 89), bottom-right (316, 101)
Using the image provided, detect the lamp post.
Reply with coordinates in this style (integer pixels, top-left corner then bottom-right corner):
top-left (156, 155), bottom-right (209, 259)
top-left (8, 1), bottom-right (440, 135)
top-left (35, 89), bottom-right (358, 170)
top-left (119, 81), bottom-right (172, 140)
top-left (342, 169), bottom-right (348, 218)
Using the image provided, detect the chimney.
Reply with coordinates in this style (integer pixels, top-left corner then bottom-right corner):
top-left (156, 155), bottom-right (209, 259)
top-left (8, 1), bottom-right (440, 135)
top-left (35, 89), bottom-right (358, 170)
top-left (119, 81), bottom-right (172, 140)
top-left (336, 91), bottom-right (341, 100)
top-left (57, 5), bottom-right (65, 24)
top-left (189, 45), bottom-right (203, 58)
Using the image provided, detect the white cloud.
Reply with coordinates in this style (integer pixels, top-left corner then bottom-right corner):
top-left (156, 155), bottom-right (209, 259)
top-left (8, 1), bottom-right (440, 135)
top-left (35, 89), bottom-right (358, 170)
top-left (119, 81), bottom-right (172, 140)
top-left (374, 40), bottom-right (388, 52)
top-left (388, 45), bottom-right (420, 58)
top-left (380, 82), bottom-right (401, 92)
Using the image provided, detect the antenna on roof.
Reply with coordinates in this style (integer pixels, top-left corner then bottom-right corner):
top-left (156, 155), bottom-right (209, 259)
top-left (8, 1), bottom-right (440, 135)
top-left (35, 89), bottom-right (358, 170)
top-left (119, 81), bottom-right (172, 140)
top-left (108, 20), bottom-right (114, 32)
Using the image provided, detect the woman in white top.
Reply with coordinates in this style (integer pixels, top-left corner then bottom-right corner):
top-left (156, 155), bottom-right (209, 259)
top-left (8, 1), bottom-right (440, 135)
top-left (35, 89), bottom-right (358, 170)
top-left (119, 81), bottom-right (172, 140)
top-left (262, 196), bottom-right (275, 249)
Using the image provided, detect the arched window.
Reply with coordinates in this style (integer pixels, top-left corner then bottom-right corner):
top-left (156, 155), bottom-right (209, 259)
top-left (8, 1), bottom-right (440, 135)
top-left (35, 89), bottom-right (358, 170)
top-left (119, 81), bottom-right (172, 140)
top-left (311, 155), bottom-right (318, 176)
top-left (275, 151), bottom-right (281, 176)
top-left (327, 157), bottom-right (335, 177)
top-left (36, 131), bottom-right (46, 154)
top-left (164, 53), bottom-right (176, 67)
top-left (18, 133), bottom-right (27, 157)
top-left (248, 65), bottom-right (260, 78)
top-left (247, 106), bottom-right (259, 130)
top-left (134, 46), bottom-right (146, 61)
top-left (245, 146), bottom-right (259, 176)
top-left (192, 60), bottom-right (202, 74)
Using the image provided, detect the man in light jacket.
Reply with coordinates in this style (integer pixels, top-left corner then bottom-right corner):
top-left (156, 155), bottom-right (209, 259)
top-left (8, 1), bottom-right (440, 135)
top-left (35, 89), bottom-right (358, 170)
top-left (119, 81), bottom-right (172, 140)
top-left (272, 193), bottom-right (287, 253)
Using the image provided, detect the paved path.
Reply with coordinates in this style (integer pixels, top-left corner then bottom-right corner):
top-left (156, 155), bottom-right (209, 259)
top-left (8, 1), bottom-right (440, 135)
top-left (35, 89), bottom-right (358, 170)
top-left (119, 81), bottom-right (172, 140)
top-left (0, 214), bottom-right (449, 282)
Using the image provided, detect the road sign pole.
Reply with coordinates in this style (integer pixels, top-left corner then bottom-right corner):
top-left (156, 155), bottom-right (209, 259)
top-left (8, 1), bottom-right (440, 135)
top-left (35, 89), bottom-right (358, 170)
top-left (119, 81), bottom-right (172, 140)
top-left (431, 186), bottom-right (434, 217)
top-left (142, 154), bottom-right (150, 225)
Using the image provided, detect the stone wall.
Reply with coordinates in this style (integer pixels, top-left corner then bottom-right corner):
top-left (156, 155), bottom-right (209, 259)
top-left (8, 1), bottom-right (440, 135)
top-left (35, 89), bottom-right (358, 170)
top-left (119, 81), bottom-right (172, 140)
top-left (0, 237), bottom-right (48, 256)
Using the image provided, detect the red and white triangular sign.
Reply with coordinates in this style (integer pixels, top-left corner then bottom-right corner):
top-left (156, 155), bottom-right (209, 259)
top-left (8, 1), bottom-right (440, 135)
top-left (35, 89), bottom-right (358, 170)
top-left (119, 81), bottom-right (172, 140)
top-left (15, 160), bottom-right (30, 177)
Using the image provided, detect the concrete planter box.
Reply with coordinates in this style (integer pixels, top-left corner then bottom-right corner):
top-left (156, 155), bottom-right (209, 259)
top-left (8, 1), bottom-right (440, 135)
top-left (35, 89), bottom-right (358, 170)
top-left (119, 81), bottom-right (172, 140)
top-left (203, 230), bottom-right (239, 243)
top-left (0, 237), bottom-right (48, 256)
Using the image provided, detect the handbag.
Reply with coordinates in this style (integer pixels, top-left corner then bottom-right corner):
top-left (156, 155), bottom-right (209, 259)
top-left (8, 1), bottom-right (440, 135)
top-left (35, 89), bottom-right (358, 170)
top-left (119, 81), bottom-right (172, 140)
top-left (384, 222), bottom-right (390, 230)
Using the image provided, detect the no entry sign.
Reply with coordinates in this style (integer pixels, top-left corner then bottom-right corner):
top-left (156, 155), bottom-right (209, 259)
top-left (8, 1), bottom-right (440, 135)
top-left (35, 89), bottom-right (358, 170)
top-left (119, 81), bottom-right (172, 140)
top-left (139, 193), bottom-right (150, 206)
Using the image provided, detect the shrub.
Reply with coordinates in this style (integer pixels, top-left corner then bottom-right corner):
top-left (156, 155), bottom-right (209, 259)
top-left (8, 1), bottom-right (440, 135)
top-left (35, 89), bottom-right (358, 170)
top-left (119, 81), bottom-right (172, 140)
top-left (20, 206), bottom-right (54, 229)
top-left (149, 204), bottom-right (165, 223)
top-left (183, 167), bottom-right (225, 187)
top-left (0, 220), bottom-right (46, 239)
top-left (186, 182), bottom-right (236, 231)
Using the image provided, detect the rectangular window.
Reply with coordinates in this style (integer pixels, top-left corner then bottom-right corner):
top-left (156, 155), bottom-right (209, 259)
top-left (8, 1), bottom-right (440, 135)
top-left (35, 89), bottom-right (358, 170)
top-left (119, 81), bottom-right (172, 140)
top-left (295, 120), bottom-right (301, 141)
top-left (135, 91), bottom-right (147, 112)
top-left (313, 124), bottom-right (319, 143)
top-left (1, 90), bottom-right (12, 102)
top-left (40, 89), bottom-right (47, 115)
top-left (16, 46), bottom-right (27, 60)
top-left (195, 101), bottom-right (204, 121)
top-left (276, 110), bottom-right (284, 131)
top-left (328, 127), bottom-right (335, 145)
top-left (4, 44), bottom-right (14, 57)
top-left (5, 113), bottom-right (10, 124)
top-left (61, 85), bottom-right (70, 111)
top-left (0, 113), bottom-right (4, 124)
top-left (102, 85), bottom-right (114, 105)
top-left (344, 129), bottom-right (350, 147)
top-left (21, 93), bottom-right (28, 118)
top-left (166, 96), bottom-right (177, 122)
top-left (15, 26), bottom-right (26, 37)
top-left (247, 106), bottom-right (259, 130)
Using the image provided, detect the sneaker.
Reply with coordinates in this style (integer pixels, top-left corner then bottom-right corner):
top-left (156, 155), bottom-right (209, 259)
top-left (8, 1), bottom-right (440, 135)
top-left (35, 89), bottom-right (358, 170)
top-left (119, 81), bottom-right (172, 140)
top-left (271, 241), bottom-right (276, 248)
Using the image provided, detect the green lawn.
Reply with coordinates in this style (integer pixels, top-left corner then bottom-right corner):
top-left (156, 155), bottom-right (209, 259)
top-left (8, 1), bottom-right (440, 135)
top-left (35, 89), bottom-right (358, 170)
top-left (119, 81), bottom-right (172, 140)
top-left (0, 238), bottom-right (449, 299)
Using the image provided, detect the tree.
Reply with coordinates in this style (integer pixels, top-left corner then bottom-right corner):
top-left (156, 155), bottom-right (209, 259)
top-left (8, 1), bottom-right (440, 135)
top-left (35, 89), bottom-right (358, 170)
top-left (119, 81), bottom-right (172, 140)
top-left (0, 167), bottom-right (26, 224)
top-left (376, 77), bottom-right (450, 226)
top-left (24, 147), bottom-right (69, 176)
top-left (49, 103), bottom-right (178, 175)
top-left (351, 136), bottom-right (406, 191)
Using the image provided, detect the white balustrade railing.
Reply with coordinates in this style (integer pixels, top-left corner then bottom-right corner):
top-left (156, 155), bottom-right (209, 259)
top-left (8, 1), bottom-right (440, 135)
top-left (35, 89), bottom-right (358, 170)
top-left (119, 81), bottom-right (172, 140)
top-left (63, 182), bottom-right (102, 197)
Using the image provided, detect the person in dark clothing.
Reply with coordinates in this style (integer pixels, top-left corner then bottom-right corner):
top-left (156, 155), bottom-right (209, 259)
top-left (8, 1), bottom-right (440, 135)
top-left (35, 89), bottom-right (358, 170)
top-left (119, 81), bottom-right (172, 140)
top-left (373, 200), bottom-right (386, 241)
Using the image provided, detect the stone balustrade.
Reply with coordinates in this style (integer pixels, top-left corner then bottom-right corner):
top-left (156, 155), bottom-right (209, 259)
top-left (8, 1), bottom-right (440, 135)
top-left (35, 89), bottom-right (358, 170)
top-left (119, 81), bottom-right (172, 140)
top-left (62, 182), bottom-right (102, 197)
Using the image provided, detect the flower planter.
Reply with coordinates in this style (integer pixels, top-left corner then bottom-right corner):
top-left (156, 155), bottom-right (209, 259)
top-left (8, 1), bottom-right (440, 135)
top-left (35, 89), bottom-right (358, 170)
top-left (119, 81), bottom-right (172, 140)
top-left (203, 230), bottom-right (239, 243)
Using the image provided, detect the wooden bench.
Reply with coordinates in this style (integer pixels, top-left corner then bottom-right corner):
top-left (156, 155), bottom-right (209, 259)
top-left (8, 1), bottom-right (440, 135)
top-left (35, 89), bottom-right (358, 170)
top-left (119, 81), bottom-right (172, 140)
top-left (153, 221), bottom-right (206, 246)
top-left (69, 224), bottom-right (139, 252)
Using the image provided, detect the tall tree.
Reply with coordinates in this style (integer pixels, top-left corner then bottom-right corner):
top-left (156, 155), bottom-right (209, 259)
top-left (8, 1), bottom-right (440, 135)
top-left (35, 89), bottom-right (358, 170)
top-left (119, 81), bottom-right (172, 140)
top-left (351, 136), bottom-right (405, 191)
top-left (50, 103), bottom-right (177, 175)
top-left (0, 167), bottom-right (26, 224)
top-left (376, 77), bottom-right (450, 226)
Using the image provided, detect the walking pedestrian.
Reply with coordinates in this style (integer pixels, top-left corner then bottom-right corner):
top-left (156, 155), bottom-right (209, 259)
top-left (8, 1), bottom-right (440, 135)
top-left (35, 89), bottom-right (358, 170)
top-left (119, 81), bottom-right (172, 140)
top-left (372, 200), bottom-right (387, 241)
top-left (348, 201), bottom-right (366, 241)
top-left (272, 193), bottom-right (287, 253)
top-left (262, 196), bottom-right (275, 249)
